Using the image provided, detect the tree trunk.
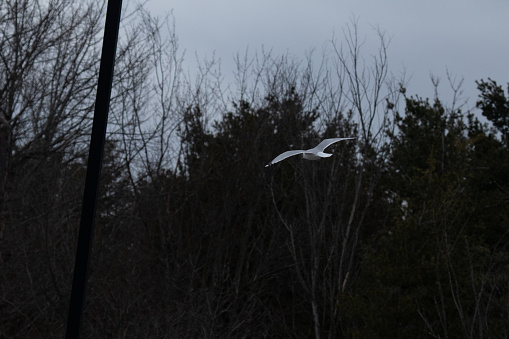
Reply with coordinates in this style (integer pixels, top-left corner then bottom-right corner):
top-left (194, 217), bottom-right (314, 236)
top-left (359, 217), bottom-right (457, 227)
top-left (0, 115), bottom-right (10, 260)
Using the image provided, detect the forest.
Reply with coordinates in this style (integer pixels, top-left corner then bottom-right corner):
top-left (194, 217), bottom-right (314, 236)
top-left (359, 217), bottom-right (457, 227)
top-left (1, 1), bottom-right (508, 338)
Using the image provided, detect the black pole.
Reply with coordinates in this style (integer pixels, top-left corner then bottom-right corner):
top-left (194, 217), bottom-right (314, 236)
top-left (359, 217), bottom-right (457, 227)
top-left (65, 0), bottom-right (122, 338)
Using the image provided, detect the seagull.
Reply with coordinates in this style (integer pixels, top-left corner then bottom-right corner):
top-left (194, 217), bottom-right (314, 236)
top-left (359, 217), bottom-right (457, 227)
top-left (265, 137), bottom-right (355, 167)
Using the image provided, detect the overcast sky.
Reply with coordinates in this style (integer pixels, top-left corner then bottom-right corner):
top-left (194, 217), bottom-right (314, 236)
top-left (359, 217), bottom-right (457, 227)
top-left (147, 0), bottom-right (508, 110)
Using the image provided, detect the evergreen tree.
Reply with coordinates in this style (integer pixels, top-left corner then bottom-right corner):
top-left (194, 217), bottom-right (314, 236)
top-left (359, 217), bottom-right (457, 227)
top-left (476, 78), bottom-right (509, 139)
top-left (341, 94), bottom-right (509, 338)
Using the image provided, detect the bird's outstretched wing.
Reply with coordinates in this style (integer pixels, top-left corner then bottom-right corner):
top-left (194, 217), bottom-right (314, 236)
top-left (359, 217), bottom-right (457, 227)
top-left (265, 150), bottom-right (306, 167)
top-left (311, 137), bottom-right (355, 152)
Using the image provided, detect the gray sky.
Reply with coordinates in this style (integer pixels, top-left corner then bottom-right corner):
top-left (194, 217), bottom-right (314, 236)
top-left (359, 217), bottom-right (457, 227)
top-left (147, 0), bottom-right (508, 110)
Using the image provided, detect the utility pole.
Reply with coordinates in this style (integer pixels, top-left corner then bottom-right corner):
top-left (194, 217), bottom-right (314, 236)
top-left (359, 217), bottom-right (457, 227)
top-left (65, 0), bottom-right (122, 337)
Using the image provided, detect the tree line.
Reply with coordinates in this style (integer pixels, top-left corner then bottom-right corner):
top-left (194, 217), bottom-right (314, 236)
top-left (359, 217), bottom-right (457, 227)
top-left (1, 0), bottom-right (508, 337)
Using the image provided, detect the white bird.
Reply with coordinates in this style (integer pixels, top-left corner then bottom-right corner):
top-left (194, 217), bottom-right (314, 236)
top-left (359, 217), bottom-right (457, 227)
top-left (265, 137), bottom-right (355, 167)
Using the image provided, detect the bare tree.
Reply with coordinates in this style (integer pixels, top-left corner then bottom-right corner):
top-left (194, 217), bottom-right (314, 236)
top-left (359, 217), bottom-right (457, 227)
top-left (0, 0), bottom-right (186, 336)
top-left (268, 17), bottom-right (405, 338)
top-left (0, 0), bottom-right (103, 261)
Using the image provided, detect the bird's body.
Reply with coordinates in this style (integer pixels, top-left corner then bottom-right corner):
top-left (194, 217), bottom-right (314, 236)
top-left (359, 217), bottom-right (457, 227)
top-left (265, 137), bottom-right (355, 167)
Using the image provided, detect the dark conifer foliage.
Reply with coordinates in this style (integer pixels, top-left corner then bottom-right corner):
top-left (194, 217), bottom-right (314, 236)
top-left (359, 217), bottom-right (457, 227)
top-left (476, 78), bottom-right (509, 138)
